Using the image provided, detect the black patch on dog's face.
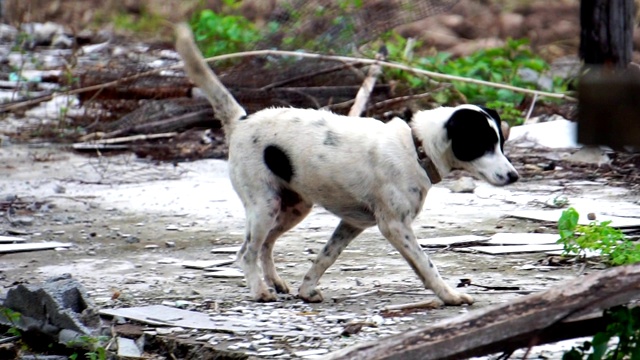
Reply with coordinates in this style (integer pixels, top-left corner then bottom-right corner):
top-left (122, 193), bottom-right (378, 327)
top-left (323, 130), bottom-right (340, 146)
top-left (445, 108), bottom-right (500, 162)
top-left (264, 145), bottom-right (294, 182)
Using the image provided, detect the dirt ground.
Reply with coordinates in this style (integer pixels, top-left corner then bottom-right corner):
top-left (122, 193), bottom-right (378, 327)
top-left (1, 139), bottom-right (639, 358)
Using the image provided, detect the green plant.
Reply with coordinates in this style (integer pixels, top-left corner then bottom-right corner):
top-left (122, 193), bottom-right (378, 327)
top-left (563, 306), bottom-right (640, 360)
top-left (112, 8), bottom-right (165, 35)
top-left (190, 9), bottom-right (261, 57)
top-left (557, 207), bottom-right (640, 266)
top-left (379, 36), bottom-right (568, 126)
top-left (1, 307), bottom-right (22, 338)
top-left (67, 335), bottom-right (109, 360)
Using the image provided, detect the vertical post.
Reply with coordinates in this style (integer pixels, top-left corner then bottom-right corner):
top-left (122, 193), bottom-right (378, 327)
top-left (579, 0), bottom-right (635, 68)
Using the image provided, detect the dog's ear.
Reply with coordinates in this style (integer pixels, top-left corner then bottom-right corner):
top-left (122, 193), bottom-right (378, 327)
top-left (478, 105), bottom-right (506, 148)
top-left (446, 108), bottom-right (500, 162)
top-left (478, 106), bottom-right (501, 123)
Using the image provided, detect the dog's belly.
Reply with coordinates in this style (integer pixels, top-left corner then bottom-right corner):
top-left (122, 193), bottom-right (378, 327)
top-left (323, 203), bottom-right (377, 228)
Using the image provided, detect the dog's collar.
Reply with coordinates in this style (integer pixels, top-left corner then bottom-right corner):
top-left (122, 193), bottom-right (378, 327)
top-left (411, 130), bottom-right (442, 185)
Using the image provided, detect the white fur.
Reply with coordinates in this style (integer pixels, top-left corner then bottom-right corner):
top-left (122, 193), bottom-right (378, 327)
top-left (175, 23), bottom-right (518, 305)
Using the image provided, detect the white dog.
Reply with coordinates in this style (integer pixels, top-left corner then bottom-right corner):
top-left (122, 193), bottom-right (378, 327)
top-left (175, 24), bottom-right (518, 305)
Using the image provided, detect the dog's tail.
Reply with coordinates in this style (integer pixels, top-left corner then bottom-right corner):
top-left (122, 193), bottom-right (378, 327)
top-left (174, 23), bottom-right (246, 135)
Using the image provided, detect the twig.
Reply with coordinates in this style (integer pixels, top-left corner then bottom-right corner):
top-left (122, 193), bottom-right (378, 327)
top-left (202, 50), bottom-right (575, 101)
top-left (368, 90), bottom-right (444, 111)
top-left (0, 335), bottom-right (20, 345)
top-left (260, 63), bottom-right (365, 91)
top-left (382, 299), bottom-right (441, 312)
top-left (525, 93), bottom-right (538, 123)
top-left (0, 49), bottom-right (575, 113)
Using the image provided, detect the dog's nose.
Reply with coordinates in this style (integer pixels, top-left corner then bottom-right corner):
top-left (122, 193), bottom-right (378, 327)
top-left (507, 171), bottom-right (519, 184)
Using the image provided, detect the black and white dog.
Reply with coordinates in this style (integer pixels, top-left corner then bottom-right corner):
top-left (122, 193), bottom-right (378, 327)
top-left (175, 24), bottom-right (518, 305)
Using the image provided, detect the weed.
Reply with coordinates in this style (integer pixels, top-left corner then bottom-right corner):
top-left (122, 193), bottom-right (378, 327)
top-left (67, 335), bottom-right (110, 360)
top-left (377, 35), bottom-right (568, 125)
top-left (190, 9), bottom-right (261, 58)
top-left (1, 307), bottom-right (22, 338)
top-left (112, 8), bottom-right (165, 35)
top-left (563, 306), bottom-right (640, 360)
top-left (557, 207), bottom-right (640, 266)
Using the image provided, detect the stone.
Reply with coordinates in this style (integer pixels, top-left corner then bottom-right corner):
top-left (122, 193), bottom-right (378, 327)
top-left (447, 177), bottom-right (476, 193)
top-left (1, 274), bottom-right (100, 339)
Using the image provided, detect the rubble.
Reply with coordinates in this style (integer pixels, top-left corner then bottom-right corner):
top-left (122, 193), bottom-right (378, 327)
top-left (1, 274), bottom-right (101, 341)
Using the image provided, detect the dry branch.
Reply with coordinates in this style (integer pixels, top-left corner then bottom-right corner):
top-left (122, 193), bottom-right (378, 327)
top-left (0, 47), bottom-right (574, 114)
top-left (325, 263), bottom-right (640, 360)
top-left (349, 47), bottom-right (387, 117)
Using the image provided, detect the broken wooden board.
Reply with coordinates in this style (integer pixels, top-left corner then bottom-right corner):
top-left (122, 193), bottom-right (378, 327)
top-left (487, 233), bottom-right (560, 246)
top-left (0, 236), bottom-right (26, 243)
top-left (100, 305), bottom-right (319, 336)
top-left (325, 263), bottom-right (640, 360)
top-left (509, 210), bottom-right (640, 228)
top-left (546, 249), bottom-right (602, 258)
top-left (181, 259), bottom-right (235, 270)
top-left (117, 337), bottom-right (143, 358)
top-left (417, 235), bottom-right (490, 248)
top-left (0, 241), bottom-right (72, 254)
top-left (203, 268), bottom-right (244, 278)
top-left (210, 246), bottom-right (242, 254)
top-left (467, 244), bottom-right (563, 254)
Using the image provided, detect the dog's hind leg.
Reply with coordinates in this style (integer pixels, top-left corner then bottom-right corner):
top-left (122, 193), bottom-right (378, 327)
top-left (260, 199), bottom-right (312, 294)
top-left (298, 221), bottom-right (364, 303)
top-left (377, 215), bottom-right (474, 306)
top-left (238, 197), bottom-right (282, 302)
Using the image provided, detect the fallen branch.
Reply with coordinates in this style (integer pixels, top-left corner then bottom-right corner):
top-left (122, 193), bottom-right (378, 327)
top-left (349, 47), bottom-right (387, 117)
top-left (325, 263), bottom-right (640, 360)
top-left (73, 132), bottom-right (178, 150)
top-left (382, 299), bottom-right (441, 312)
top-left (0, 48), bottom-right (575, 113)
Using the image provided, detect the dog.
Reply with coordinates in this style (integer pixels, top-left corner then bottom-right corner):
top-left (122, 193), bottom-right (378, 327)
top-left (174, 23), bottom-right (518, 305)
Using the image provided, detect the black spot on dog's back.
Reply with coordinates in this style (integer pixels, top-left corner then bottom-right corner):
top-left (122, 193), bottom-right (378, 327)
top-left (323, 130), bottom-right (340, 146)
top-left (313, 118), bottom-right (327, 127)
top-left (264, 145), bottom-right (294, 182)
top-left (445, 108), bottom-right (499, 162)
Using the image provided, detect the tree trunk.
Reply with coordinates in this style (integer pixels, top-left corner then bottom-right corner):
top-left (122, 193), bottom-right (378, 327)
top-left (580, 0), bottom-right (635, 68)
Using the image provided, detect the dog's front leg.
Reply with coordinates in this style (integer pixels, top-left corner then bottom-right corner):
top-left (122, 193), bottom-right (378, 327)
top-left (377, 218), bottom-right (473, 306)
top-left (298, 221), bottom-right (364, 302)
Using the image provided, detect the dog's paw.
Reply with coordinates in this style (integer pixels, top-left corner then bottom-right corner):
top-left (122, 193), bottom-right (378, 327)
top-left (273, 281), bottom-right (290, 294)
top-left (441, 291), bottom-right (474, 306)
top-left (266, 277), bottom-right (291, 294)
top-left (298, 287), bottom-right (324, 303)
top-left (253, 287), bottom-right (278, 302)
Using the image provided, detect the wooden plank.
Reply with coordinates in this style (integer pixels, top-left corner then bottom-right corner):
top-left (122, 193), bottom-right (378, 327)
top-left (100, 305), bottom-right (316, 335)
top-left (0, 242), bottom-right (72, 254)
top-left (417, 235), bottom-right (490, 248)
top-left (509, 210), bottom-right (640, 228)
top-left (467, 244), bottom-right (563, 254)
top-left (487, 233), bottom-right (560, 246)
top-left (203, 268), bottom-right (244, 278)
top-left (181, 259), bottom-right (234, 270)
top-left (210, 246), bottom-right (242, 254)
top-left (325, 263), bottom-right (640, 360)
top-left (0, 236), bottom-right (26, 243)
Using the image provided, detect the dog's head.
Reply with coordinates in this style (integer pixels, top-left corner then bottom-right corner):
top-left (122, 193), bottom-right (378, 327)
top-left (444, 105), bottom-right (519, 186)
